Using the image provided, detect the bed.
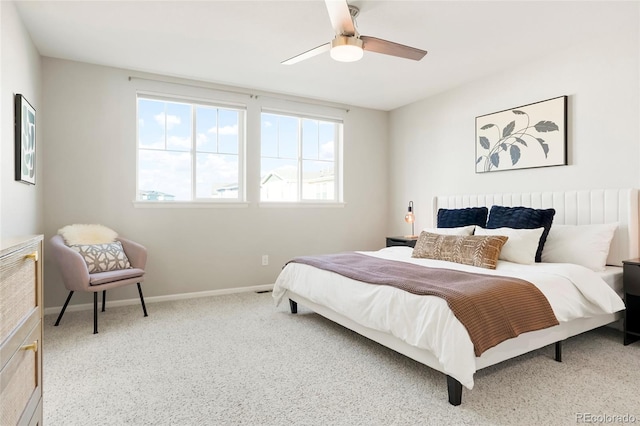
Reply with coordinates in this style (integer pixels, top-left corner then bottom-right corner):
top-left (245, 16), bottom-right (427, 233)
top-left (272, 189), bottom-right (637, 405)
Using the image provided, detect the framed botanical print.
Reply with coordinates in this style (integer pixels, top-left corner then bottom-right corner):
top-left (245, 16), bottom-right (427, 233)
top-left (476, 96), bottom-right (567, 173)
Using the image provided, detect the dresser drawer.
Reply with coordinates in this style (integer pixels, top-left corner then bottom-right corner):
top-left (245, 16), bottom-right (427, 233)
top-left (0, 236), bottom-right (43, 426)
top-left (0, 244), bottom-right (39, 345)
top-left (0, 320), bottom-right (42, 426)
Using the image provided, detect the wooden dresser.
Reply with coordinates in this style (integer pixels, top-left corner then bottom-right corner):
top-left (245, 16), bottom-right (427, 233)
top-left (0, 235), bottom-right (44, 425)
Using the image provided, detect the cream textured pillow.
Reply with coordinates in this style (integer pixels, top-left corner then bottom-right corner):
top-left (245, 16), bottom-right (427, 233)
top-left (58, 224), bottom-right (118, 246)
top-left (541, 223), bottom-right (618, 271)
top-left (69, 242), bottom-right (132, 273)
top-left (474, 227), bottom-right (544, 265)
top-left (412, 231), bottom-right (508, 269)
top-left (421, 225), bottom-right (476, 236)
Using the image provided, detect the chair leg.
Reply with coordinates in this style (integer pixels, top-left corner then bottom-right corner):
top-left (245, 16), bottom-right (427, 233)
top-left (102, 290), bottom-right (106, 312)
top-left (137, 283), bottom-right (148, 317)
top-left (54, 291), bottom-right (74, 326)
top-left (93, 292), bottom-right (98, 334)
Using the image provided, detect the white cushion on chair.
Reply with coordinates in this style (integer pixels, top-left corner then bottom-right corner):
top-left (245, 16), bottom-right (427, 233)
top-left (58, 224), bottom-right (118, 245)
top-left (89, 268), bottom-right (145, 286)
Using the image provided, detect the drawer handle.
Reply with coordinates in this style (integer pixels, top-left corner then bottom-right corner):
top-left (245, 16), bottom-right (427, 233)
top-left (25, 251), bottom-right (39, 262)
top-left (21, 341), bottom-right (38, 353)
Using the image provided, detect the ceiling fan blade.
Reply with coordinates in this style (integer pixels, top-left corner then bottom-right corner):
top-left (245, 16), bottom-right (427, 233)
top-left (360, 36), bottom-right (427, 61)
top-left (282, 42), bottom-right (331, 65)
top-left (324, 0), bottom-right (356, 36)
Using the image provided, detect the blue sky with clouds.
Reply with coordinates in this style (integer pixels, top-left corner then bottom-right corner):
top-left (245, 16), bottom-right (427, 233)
top-left (138, 99), bottom-right (337, 200)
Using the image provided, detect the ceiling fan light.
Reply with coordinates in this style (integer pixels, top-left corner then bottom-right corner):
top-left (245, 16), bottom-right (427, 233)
top-left (330, 36), bottom-right (364, 62)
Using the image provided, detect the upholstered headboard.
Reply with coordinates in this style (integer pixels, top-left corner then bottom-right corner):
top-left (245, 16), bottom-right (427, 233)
top-left (434, 189), bottom-right (639, 266)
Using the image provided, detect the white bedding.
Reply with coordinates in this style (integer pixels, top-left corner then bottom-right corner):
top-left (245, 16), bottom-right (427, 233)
top-left (599, 266), bottom-right (623, 296)
top-left (272, 246), bottom-right (625, 389)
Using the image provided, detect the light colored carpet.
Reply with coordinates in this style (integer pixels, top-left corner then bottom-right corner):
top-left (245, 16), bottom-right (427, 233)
top-left (43, 291), bottom-right (640, 425)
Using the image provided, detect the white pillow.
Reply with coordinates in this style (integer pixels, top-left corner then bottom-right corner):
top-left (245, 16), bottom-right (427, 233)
top-left (421, 225), bottom-right (475, 236)
top-left (474, 226), bottom-right (544, 265)
top-left (58, 224), bottom-right (118, 246)
top-left (541, 223), bottom-right (618, 271)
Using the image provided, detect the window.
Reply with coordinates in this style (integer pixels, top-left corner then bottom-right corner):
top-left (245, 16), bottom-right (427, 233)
top-left (260, 111), bottom-right (342, 202)
top-left (137, 94), bottom-right (244, 202)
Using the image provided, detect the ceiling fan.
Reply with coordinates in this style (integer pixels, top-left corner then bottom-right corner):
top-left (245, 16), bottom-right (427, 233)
top-left (282, 0), bottom-right (428, 65)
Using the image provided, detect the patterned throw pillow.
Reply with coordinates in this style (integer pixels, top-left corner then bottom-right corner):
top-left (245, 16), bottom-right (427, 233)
top-left (412, 231), bottom-right (508, 269)
top-left (70, 241), bottom-right (132, 273)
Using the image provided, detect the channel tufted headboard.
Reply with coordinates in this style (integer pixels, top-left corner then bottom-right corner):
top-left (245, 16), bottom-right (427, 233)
top-left (434, 189), bottom-right (639, 266)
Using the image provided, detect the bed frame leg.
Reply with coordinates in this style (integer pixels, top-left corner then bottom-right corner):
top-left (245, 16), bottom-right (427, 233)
top-left (446, 375), bottom-right (462, 406)
top-left (289, 299), bottom-right (298, 314)
top-left (555, 341), bottom-right (562, 362)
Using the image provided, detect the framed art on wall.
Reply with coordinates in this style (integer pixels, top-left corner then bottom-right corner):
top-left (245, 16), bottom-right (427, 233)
top-left (475, 95), bottom-right (567, 173)
top-left (15, 94), bottom-right (36, 185)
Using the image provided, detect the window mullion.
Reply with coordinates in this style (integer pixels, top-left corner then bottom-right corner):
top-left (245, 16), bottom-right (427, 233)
top-left (164, 103), bottom-right (168, 150)
top-left (191, 105), bottom-right (197, 200)
top-left (334, 125), bottom-right (339, 200)
top-left (298, 118), bottom-right (303, 201)
top-left (216, 109), bottom-right (220, 153)
top-left (238, 113), bottom-right (244, 201)
top-left (317, 120), bottom-right (320, 160)
top-left (276, 117), bottom-right (280, 158)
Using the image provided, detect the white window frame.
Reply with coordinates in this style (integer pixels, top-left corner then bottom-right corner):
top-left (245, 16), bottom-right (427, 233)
top-left (135, 92), bottom-right (246, 205)
top-left (260, 108), bottom-right (343, 204)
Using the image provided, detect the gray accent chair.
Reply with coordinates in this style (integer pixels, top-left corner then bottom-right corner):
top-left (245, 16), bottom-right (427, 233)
top-left (49, 234), bottom-right (148, 334)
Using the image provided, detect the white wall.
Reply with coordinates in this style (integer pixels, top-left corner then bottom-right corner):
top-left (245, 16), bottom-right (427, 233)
top-left (41, 58), bottom-right (389, 308)
top-left (388, 18), bottom-right (640, 235)
top-left (0, 1), bottom-right (43, 238)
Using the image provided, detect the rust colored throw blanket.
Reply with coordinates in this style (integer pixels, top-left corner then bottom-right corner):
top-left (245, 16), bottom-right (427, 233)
top-left (289, 253), bottom-right (559, 356)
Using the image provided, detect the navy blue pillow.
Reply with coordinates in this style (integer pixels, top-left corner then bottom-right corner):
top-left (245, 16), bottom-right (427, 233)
top-left (486, 206), bottom-right (555, 262)
top-left (437, 207), bottom-right (488, 228)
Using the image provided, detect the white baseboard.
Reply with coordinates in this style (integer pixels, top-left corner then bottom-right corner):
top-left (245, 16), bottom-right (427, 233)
top-left (44, 283), bottom-right (275, 316)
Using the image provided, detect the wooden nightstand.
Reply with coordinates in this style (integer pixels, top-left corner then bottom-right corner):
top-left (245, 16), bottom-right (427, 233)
top-left (622, 259), bottom-right (640, 345)
top-left (386, 236), bottom-right (418, 248)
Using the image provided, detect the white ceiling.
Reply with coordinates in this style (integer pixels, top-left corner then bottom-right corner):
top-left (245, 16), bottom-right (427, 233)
top-left (14, 1), bottom-right (637, 111)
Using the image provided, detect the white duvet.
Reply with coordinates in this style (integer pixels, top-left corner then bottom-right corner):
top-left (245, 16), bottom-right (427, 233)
top-left (272, 246), bottom-right (625, 389)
